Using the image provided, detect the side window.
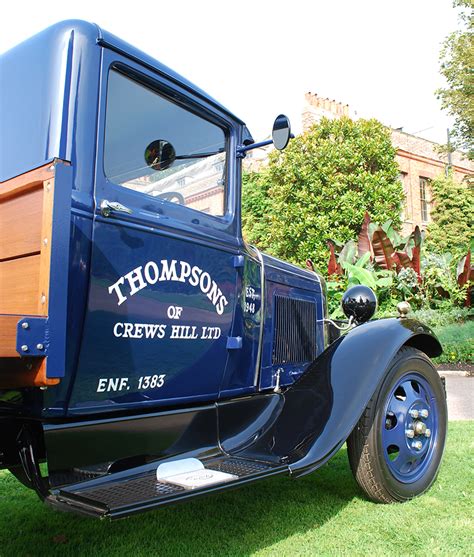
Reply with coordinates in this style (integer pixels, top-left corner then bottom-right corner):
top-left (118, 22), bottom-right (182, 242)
top-left (104, 68), bottom-right (227, 217)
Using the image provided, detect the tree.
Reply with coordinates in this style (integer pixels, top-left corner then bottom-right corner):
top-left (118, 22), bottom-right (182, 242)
top-left (242, 117), bottom-right (403, 271)
top-left (437, 0), bottom-right (474, 159)
top-left (425, 171), bottom-right (473, 254)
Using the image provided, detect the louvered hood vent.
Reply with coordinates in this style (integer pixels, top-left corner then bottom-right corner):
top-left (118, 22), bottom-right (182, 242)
top-left (272, 295), bottom-right (317, 364)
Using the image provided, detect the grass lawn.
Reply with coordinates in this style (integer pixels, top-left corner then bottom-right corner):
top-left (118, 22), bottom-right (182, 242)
top-left (0, 422), bottom-right (472, 556)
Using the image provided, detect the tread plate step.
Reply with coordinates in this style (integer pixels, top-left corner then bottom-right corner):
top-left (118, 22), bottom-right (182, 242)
top-left (56, 457), bottom-right (285, 518)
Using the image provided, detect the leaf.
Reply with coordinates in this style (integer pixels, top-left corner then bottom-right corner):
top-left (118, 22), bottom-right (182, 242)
top-left (368, 222), bottom-right (379, 239)
top-left (412, 225), bottom-right (422, 248)
top-left (357, 211), bottom-right (372, 259)
top-left (339, 240), bottom-right (357, 267)
top-left (395, 251), bottom-right (412, 269)
top-left (344, 263), bottom-right (377, 289)
top-left (376, 276), bottom-right (393, 287)
top-left (372, 227), bottom-right (396, 270)
top-left (327, 240), bottom-right (343, 276)
top-left (355, 252), bottom-right (371, 268)
top-left (457, 251), bottom-right (471, 286)
top-left (412, 245), bottom-right (422, 282)
top-left (306, 258), bottom-right (315, 272)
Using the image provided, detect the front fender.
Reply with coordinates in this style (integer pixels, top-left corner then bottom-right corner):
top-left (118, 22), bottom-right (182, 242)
top-left (251, 317), bottom-right (441, 477)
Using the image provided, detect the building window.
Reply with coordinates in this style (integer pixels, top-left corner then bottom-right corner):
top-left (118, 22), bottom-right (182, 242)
top-left (419, 177), bottom-right (430, 222)
top-left (399, 172), bottom-right (409, 220)
top-left (213, 161), bottom-right (224, 173)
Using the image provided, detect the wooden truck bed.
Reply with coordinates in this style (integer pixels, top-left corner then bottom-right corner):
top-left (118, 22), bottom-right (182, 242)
top-left (0, 164), bottom-right (60, 387)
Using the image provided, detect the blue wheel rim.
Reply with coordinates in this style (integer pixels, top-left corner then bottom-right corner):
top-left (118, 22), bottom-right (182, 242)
top-left (382, 372), bottom-right (439, 483)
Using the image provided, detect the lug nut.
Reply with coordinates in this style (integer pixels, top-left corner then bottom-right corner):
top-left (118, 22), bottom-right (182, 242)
top-left (412, 440), bottom-right (423, 450)
top-left (419, 409), bottom-right (429, 419)
top-left (409, 409), bottom-right (419, 419)
top-left (425, 429), bottom-right (431, 438)
top-left (406, 429), bottom-right (415, 439)
top-left (414, 421), bottom-right (427, 435)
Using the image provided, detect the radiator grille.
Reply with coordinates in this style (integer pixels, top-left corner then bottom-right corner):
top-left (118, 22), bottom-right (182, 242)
top-left (272, 296), bottom-right (317, 364)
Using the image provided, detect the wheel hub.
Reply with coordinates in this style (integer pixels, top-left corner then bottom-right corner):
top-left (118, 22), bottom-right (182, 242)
top-left (382, 373), bottom-right (438, 483)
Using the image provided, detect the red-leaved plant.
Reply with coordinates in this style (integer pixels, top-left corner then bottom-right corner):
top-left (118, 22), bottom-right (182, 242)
top-left (327, 212), bottom-right (423, 281)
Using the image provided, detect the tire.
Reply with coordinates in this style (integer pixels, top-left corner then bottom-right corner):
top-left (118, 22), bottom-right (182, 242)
top-left (347, 346), bottom-right (447, 503)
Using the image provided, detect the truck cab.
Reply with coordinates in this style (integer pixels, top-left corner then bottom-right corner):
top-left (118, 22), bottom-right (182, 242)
top-left (0, 21), bottom-right (446, 518)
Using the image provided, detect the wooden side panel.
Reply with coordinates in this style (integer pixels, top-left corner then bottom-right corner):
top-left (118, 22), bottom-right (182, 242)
top-left (0, 315), bottom-right (20, 357)
top-left (0, 255), bottom-right (41, 315)
top-left (0, 164), bottom-right (61, 387)
top-left (0, 186), bottom-right (43, 260)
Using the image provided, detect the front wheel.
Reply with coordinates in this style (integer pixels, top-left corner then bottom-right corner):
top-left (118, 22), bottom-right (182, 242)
top-left (347, 346), bottom-right (447, 503)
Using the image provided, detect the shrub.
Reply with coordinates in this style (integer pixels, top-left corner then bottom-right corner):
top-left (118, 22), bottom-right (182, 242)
top-left (242, 117), bottom-right (403, 270)
top-left (425, 172), bottom-right (473, 254)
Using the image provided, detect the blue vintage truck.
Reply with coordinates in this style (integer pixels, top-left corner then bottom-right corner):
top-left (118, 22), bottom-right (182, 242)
top-left (0, 21), bottom-right (447, 518)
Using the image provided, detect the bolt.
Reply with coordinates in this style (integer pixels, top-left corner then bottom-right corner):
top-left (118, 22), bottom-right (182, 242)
top-left (409, 409), bottom-right (419, 419)
top-left (21, 345), bottom-right (29, 352)
top-left (425, 429), bottom-right (431, 438)
top-left (36, 343), bottom-right (44, 350)
top-left (406, 429), bottom-right (415, 439)
top-left (412, 440), bottom-right (423, 451)
top-left (21, 322), bottom-right (29, 329)
top-left (419, 409), bottom-right (429, 419)
top-left (40, 295), bottom-right (46, 304)
top-left (43, 238), bottom-right (48, 246)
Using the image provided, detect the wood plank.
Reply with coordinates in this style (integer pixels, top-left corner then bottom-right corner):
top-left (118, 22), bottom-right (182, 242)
top-left (0, 186), bottom-right (43, 260)
top-left (0, 315), bottom-right (21, 357)
top-left (0, 255), bottom-right (41, 315)
top-left (0, 358), bottom-right (60, 388)
top-left (0, 163), bottom-right (54, 201)
top-left (38, 179), bottom-right (54, 313)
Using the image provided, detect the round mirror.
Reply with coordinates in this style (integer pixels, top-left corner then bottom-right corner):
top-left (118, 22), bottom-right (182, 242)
top-left (144, 140), bottom-right (176, 171)
top-left (272, 114), bottom-right (291, 150)
top-left (341, 285), bottom-right (377, 324)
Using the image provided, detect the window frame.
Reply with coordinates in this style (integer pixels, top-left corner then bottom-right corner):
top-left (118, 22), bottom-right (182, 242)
top-left (419, 176), bottom-right (430, 223)
top-left (94, 50), bottom-right (239, 240)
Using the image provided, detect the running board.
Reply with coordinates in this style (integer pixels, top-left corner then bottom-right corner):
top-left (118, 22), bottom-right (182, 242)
top-left (52, 456), bottom-right (287, 519)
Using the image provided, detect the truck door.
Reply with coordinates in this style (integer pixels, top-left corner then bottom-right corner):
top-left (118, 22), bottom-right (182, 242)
top-left (68, 56), bottom-right (240, 414)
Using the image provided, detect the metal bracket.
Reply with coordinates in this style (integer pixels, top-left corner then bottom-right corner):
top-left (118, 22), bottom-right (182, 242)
top-left (226, 336), bottom-right (243, 350)
top-left (233, 255), bottom-right (245, 268)
top-left (16, 317), bottom-right (48, 356)
top-left (273, 368), bottom-right (283, 393)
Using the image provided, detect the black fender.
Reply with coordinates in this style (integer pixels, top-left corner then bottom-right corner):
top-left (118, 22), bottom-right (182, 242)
top-left (244, 318), bottom-right (441, 476)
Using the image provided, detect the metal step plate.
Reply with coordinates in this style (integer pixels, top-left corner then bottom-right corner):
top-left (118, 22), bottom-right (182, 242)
top-left (57, 457), bottom-right (285, 518)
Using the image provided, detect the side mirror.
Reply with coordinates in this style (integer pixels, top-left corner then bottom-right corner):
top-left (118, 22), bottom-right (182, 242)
top-left (145, 140), bottom-right (176, 171)
top-left (272, 114), bottom-right (291, 150)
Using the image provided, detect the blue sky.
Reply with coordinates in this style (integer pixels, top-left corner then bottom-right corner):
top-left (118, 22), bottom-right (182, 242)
top-left (0, 0), bottom-right (460, 145)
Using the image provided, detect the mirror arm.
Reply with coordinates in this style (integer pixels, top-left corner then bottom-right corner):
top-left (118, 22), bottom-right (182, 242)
top-left (236, 134), bottom-right (295, 159)
top-left (236, 138), bottom-right (273, 158)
